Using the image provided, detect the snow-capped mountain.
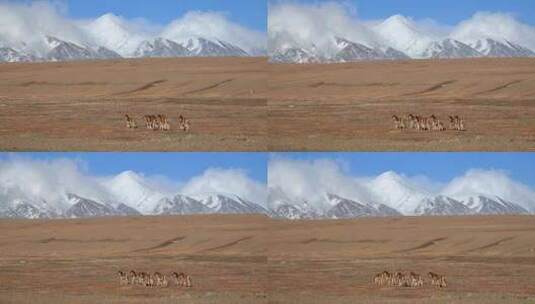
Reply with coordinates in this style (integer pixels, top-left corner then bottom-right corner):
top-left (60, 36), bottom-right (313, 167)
top-left (325, 194), bottom-right (401, 219)
top-left (152, 194), bottom-right (211, 215)
top-left (270, 48), bottom-right (319, 64)
top-left (267, 170), bottom-right (532, 219)
top-left (199, 193), bottom-right (269, 215)
top-left (185, 38), bottom-right (249, 57)
top-left (0, 18), bottom-right (255, 64)
top-left (0, 36), bottom-right (252, 63)
top-left (44, 36), bottom-right (121, 62)
top-left (421, 38), bottom-right (483, 59)
top-left (105, 171), bottom-right (168, 214)
top-left (0, 177), bottom-right (267, 220)
top-left (84, 13), bottom-right (148, 57)
top-left (471, 38), bottom-right (535, 58)
top-left (334, 37), bottom-right (409, 62)
top-left (0, 200), bottom-right (53, 219)
top-left (134, 38), bottom-right (190, 58)
top-left (268, 187), bottom-right (320, 219)
top-left (64, 194), bottom-right (117, 218)
top-left (373, 15), bottom-right (437, 59)
top-left (414, 195), bottom-right (472, 216)
top-left (368, 171), bottom-right (430, 215)
top-left (270, 14), bottom-right (535, 63)
top-left (115, 203), bottom-right (142, 216)
top-left (0, 47), bottom-right (35, 63)
top-left (460, 195), bottom-right (529, 215)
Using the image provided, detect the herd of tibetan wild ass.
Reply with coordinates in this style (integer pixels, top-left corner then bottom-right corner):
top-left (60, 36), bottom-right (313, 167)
top-left (124, 114), bottom-right (191, 132)
top-left (373, 270), bottom-right (447, 289)
top-left (117, 270), bottom-right (192, 288)
top-left (117, 269), bottom-right (447, 290)
top-left (126, 113), bottom-right (464, 133)
top-left (392, 114), bottom-right (465, 131)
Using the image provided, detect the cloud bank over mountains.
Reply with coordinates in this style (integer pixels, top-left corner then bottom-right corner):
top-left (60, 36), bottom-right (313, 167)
top-left (1, 156), bottom-right (533, 220)
top-left (0, 1), bottom-right (266, 62)
top-left (0, 157), bottom-right (267, 219)
top-left (268, 158), bottom-right (535, 218)
top-left (269, 2), bottom-right (535, 62)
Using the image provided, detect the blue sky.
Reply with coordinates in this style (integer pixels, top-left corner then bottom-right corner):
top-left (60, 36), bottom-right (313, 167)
top-left (0, 153), bottom-right (267, 183)
top-left (272, 153), bottom-right (535, 187)
top-left (57, 0), bottom-right (266, 31)
top-left (270, 0), bottom-right (535, 25)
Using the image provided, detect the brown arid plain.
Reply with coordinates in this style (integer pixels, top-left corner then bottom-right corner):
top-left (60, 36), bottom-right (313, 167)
top-left (268, 58), bottom-right (535, 151)
top-left (1, 215), bottom-right (535, 303)
top-left (0, 57), bottom-right (267, 151)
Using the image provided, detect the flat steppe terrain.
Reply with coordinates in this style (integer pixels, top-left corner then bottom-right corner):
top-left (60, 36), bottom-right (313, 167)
top-left (1, 215), bottom-right (535, 303)
top-left (0, 215), bottom-right (269, 304)
top-left (268, 58), bottom-right (535, 151)
top-left (0, 57), bottom-right (267, 151)
top-left (268, 215), bottom-right (535, 304)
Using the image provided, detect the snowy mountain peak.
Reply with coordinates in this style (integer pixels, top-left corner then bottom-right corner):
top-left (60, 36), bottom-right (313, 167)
top-left (134, 38), bottom-right (190, 58)
top-left (199, 193), bottom-right (268, 215)
top-left (380, 15), bottom-right (419, 32)
top-left (93, 13), bottom-right (123, 26)
top-left (370, 172), bottom-right (430, 215)
top-left (185, 37), bottom-right (249, 57)
top-left (472, 38), bottom-right (535, 58)
top-left (106, 171), bottom-right (166, 214)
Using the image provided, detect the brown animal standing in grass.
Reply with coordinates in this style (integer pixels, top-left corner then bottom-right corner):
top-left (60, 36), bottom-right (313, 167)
top-left (392, 115), bottom-right (404, 130)
top-left (449, 116), bottom-right (456, 130)
top-left (125, 115), bottom-right (137, 129)
top-left (137, 271), bottom-right (148, 286)
top-left (406, 114), bottom-right (416, 130)
top-left (409, 272), bottom-right (424, 287)
top-left (428, 272), bottom-right (447, 288)
top-left (157, 115), bottom-right (170, 131)
top-left (153, 272), bottom-right (169, 287)
top-left (374, 271), bottom-right (392, 286)
top-left (449, 115), bottom-right (465, 131)
top-left (128, 270), bottom-right (137, 285)
top-left (144, 115), bottom-right (154, 130)
top-left (391, 271), bottom-right (403, 286)
top-left (455, 115), bottom-right (465, 131)
top-left (178, 115), bottom-right (191, 132)
top-left (172, 272), bottom-right (192, 287)
top-left (117, 271), bottom-right (129, 286)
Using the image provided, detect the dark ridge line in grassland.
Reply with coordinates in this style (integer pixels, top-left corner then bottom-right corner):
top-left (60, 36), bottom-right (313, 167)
top-left (395, 237), bottom-right (448, 253)
top-left (464, 236), bottom-right (516, 253)
top-left (37, 237), bottom-right (129, 244)
top-left (182, 78), bottom-right (234, 95)
top-left (300, 238), bottom-right (389, 245)
top-left (403, 80), bottom-right (457, 96)
top-left (200, 236), bottom-right (253, 252)
top-left (133, 236), bottom-right (186, 252)
top-left (474, 80), bottom-right (523, 95)
top-left (113, 79), bottom-right (168, 95)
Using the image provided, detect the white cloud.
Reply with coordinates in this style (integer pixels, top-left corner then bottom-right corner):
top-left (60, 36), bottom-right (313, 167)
top-left (0, 1), bottom-right (91, 55)
top-left (268, 157), bottom-right (535, 212)
top-left (161, 11), bottom-right (266, 54)
top-left (0, 156), bottom-right (267, 212)
top-left (441, 169), bottom-right (535, 211)
top-left (268, 157), bottom-right (375, 211)
top-left (451, 12), bottom-right (535, 50)
top-left (180, 168), bottom-right (267, 206)
top-left (268, 1), bottom-right (535, 56)
top-left (269, 1), bottom-right (383, 56)
top-left (0, 156), bottom-right (109, 210)
top-left (0, 1), bottom-right (265, 56)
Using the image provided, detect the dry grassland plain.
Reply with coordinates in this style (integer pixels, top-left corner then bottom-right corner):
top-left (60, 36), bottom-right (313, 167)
top-left (1, 215), bottom-right (535, 303)
top-left (268, 58), bottom-right (535, 151)
top-left (0, 57), bottom-right (267, 151)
